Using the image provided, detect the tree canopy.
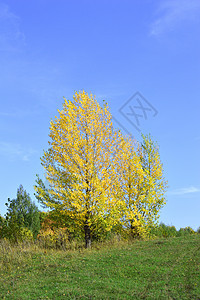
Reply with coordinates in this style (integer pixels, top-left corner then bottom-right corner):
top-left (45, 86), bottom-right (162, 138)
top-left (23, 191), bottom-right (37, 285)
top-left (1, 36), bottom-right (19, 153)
top-left (35, 90), bottom-right (167, 247)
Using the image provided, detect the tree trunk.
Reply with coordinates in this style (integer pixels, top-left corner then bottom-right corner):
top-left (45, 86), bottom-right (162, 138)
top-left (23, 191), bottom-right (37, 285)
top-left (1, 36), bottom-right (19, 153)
top-left (131, 222), bottom-right (140, 239)
top-left (84, 222), bottom-right (91, 248)
top-left (85, 164), bottom-right (91, 248)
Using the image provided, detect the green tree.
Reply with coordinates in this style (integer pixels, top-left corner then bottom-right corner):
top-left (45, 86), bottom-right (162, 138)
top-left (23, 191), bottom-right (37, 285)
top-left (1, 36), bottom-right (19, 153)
top-left (4, 185), bottom-right (40, 241)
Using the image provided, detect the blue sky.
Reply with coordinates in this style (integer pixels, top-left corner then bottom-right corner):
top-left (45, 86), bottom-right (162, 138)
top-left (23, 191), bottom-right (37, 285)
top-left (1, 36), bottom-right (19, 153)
top-left (0, 0), bottom-right (200, 230)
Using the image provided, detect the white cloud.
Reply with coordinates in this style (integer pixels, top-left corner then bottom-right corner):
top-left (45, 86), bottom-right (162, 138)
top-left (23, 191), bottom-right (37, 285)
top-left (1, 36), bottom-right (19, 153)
top-left (0, 3), bottom-right (25, 51)
top-left (150, 0), bottom-right (200, 36)
top-left (168, 186), bottom-right (200, 195)
top-left (0, 142), bottom-right (37, 161)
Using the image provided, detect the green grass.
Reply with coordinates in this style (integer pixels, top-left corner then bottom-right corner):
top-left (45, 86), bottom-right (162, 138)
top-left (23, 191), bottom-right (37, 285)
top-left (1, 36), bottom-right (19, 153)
top-left (0, 235), bottom-right (200, 299)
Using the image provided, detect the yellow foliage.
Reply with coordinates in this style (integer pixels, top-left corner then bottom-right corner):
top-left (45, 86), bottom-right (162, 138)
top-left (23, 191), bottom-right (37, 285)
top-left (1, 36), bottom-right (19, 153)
top-left (35, 91), bottom-right (122, 245)
top-left (34, 91), bottom-right (167, 244)
top-left (115, 133), bottom-right (167, 237)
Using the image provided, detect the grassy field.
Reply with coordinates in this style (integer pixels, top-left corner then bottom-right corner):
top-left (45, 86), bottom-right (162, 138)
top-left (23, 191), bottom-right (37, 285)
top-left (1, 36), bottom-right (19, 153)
top-left (0, 235), bottom-right (200, 299)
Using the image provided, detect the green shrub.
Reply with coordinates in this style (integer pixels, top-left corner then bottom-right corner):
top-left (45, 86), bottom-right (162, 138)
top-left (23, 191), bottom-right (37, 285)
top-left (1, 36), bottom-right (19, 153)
top-left (37, 227), bottom-right (73, 250)
top-left (177, 226), bottom-right (196, 237)
top-left (148, 223), bottom-right (178, 238)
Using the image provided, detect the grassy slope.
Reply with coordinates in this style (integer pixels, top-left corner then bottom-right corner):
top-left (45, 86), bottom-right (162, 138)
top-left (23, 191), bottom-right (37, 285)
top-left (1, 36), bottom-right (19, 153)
top-left (0, 235), bottom-right (200, 299)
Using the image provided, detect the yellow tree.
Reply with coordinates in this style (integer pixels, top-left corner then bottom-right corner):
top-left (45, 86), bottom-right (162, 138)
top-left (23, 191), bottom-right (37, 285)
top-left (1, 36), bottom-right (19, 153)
top-left (34, 91), bottom-right (121, 248)
top-left (115, 134), bottom-right (146, 237)
top-left (116, 134), bottom-right (167, 237)
top-left (138, 134), bottom-right (167, 229)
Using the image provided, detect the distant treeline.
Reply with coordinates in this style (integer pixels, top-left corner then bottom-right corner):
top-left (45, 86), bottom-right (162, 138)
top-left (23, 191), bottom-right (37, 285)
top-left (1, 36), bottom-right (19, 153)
top-left (0, 185), bottom-right (199, 250)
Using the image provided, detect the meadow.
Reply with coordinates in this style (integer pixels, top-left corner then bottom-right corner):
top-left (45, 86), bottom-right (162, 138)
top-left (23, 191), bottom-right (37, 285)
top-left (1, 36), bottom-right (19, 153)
top-left (0, 234), bottom-right (200, 299)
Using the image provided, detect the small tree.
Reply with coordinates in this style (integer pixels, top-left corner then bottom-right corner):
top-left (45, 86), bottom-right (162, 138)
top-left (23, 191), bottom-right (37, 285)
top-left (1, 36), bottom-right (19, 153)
top-left (4, 185), bottom-right (40, 241)
top-left (116, 134), bottom-right (167, 237)
top-left (138, 134), bottom-right (167, 228)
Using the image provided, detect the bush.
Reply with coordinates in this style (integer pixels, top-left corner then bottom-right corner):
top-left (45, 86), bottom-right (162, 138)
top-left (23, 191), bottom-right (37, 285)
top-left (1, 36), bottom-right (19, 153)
top-left (177, 226), bottom-right (196, 237)
top-left (148, 223), bottom-right (197, 239)
top-left (148, 223), bottom-right (178, 238)
top-left (37, 227), bottom-right (71, 250)
top-left (19, 227), bottom-right (34, 242)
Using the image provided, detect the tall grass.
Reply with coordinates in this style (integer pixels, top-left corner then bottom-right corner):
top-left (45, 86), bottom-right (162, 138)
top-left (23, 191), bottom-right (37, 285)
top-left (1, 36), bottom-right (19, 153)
top-left (0, 234), bottom-right (199, 299)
